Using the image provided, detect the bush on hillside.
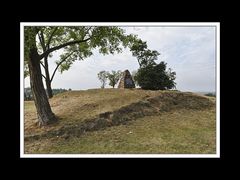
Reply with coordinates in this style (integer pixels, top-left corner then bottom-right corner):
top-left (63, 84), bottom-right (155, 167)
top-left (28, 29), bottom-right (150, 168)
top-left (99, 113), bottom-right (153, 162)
top-left (134, 61), bottom-right (176, 90)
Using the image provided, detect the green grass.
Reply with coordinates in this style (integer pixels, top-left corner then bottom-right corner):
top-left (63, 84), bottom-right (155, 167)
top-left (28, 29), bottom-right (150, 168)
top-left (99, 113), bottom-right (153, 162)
top-left (24, 89), bottom-right (216, 154)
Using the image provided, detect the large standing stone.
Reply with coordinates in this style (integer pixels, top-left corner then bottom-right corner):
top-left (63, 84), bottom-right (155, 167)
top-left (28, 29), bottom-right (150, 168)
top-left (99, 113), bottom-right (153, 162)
top-left (118, 70), bottom-right (135, 88)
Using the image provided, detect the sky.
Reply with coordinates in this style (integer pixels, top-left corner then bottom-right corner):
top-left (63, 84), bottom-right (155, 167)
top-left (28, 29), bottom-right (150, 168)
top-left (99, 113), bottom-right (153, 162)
top-left (24, 26), bottom-right (216, 92)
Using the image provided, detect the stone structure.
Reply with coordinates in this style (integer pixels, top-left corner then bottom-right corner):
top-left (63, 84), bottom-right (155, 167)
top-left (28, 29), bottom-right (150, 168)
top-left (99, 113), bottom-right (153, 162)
top-left (118, 70), bottom-right (135, 88)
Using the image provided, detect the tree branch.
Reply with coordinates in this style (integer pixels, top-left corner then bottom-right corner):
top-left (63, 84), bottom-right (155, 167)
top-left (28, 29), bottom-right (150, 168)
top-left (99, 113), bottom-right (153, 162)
top-left (86, 26), bottom-right (92, 32)
top-left (40, 61), bottom-right (45, 69)
top-left (38, 33), bottom-right (44, 49)
top-left (46, 27), bottom-right (58, 49)
top-left (85, 26), bottom-right (92, 38)
top-left (50, 52), bottom-right (75, 82)
top-left (38, 31), bottom-right (46, 55)
top-left (42, 74), bottom-right (46, 79)
top-left (40, 30), bottom-right (46, 50)
top-left (39, 37), bottom-right (91, 60)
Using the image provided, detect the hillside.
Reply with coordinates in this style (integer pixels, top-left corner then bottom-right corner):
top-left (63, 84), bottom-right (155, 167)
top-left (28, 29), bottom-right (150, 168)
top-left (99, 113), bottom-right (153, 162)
top-left (24, 89), bottom-right (216, 154)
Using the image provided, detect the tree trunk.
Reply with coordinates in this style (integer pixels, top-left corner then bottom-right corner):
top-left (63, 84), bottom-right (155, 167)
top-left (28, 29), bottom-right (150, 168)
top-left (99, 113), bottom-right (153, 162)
top-left (28, 48), bottom-right (57, 126)
top-left (44, 57), bottom-right (53, 98)
top-left (45, 78), bottom-right (53, 98)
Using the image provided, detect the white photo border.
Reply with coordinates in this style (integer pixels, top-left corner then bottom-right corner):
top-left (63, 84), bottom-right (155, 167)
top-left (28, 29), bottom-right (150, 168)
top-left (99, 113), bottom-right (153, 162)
top-left (20, 22), bottom-right (220, 158)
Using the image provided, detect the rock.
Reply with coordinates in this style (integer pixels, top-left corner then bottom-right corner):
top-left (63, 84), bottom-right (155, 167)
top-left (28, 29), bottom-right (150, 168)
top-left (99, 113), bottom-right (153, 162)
top-left (118, 70), bottom-right (135, 88)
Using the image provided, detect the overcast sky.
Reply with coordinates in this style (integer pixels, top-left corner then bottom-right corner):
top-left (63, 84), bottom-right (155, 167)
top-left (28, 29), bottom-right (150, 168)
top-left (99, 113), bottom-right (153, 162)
top-left (24, 26), bottom-right (216, 92)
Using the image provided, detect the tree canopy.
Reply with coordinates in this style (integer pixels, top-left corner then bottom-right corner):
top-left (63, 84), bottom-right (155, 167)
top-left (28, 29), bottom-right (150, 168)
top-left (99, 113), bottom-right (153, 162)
top-left (135, 62), bottom-right (176, 90)
top-left (107, 70), bottom-right (122, 88)
top-left (25, 26), bottom-right (138, 75)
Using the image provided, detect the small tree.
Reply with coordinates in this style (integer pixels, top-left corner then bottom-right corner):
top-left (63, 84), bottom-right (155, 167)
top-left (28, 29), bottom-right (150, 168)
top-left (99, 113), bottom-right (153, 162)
top-left (135, 62), bottom-right (176, 90)
top-left (107, 70), bottom-right (122, 88)
top-left (97, 71), bottom-right (108, 88)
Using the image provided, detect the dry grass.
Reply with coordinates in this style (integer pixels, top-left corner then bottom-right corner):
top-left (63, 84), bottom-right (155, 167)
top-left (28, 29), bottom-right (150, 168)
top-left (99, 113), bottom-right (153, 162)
top-left (24, 89), bottom-right (176, 136)
top-left (25, 108), bottom-right (216, 154)
top-left (24, 89), bottom-right (216, 154)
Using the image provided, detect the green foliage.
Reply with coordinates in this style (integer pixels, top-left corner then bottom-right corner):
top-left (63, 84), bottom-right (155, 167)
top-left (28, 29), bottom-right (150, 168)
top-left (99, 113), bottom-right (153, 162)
top-left (135, 62), bottom-right (176, 90)
top-left (34, 26), bottom-right (139, 75)
top-left (130, 39), bottom-right (160, 68)
top-left (25, 26), bottom-right (139, 65)
top-left (107, 70), bottom-right (122, 88)
top-left (57, 52), bottom-right (76, 73)
top-left (59, 27), bottom-right (138, 74)
top-left (97, 71), bottom-right (108, 88)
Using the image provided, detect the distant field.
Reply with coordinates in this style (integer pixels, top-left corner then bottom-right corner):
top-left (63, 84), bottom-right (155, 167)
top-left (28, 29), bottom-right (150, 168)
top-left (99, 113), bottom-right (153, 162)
top-left (193, 91), bottom-right (216, 96)
top-left (24, 89), bottom-right (216, 154)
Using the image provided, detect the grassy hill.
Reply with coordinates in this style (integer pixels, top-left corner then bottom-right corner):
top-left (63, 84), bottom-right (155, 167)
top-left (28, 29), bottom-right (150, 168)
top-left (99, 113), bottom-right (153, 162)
top-left (24, 89), bottom-right (216, 154)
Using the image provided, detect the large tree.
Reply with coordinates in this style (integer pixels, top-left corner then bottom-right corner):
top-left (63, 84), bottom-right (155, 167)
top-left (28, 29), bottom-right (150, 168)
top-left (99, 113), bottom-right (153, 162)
top-left (25, 26), bottom-right (137, 98)
top-left (25, 27), bottom-right (57, 126)
top-left (24, 26), bottom-right (137, 126)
